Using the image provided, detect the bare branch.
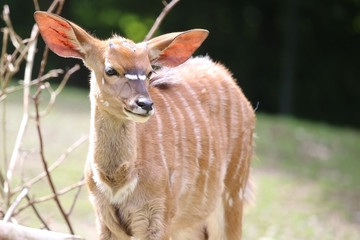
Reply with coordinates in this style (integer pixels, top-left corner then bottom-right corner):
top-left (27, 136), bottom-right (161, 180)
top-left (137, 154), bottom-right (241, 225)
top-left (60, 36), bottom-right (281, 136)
top-left (47, 0), bottom-right (66, 14)
top-left (38, 64), bottom-right (80, 117)
top-left (0, 37), bottom-right (34, 98)
top-left (32, 89), bottom-right (75, 234)
top-left (1, 5), bottom-right (23, 49)
top-left (25, 194), bottom-right (50, 230)
top-left (0, 69), bottom-right (64, 98)
top-left (67, 177), bottom-right (84, 217)
top-left (15, 180), bottom-right (85, 216)
top-left (3, 187), bottom-right (29, 222)
top-left (13, 135), bottom-right (88, 194)
top-left (0, 172), bottom-right (4, 198)
top-left (1, 1), bottom-right (86, 237)
top-left (34, 180), bottom-right (85, 205)
top-left (36, 47), bottom-right (50, 88)
top-left (0, 221), bottom-right (84, 240)
top-left (144, 0), bottom-right (181, 41)
top-left (0, 24), bottom-right (9, 81)
top-left (33, 0), bottom-right (41, 12)
top-left (5, 24), bottom-right (38, 207)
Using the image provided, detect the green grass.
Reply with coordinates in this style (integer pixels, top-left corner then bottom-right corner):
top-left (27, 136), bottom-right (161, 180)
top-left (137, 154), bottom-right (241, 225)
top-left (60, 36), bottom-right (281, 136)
top-left (1, 86), bottom-right (360, 239)
top-left (244, 115), bottom-right (360, 240)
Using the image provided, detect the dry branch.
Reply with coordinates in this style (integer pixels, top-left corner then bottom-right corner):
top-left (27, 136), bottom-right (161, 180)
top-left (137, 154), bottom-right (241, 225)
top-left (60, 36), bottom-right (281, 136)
top-left (15, 180), bottom-right (85, 215)
top-left (32, 87), bottom-right (75, 234)
top-left (1, 69), bottom-right (64, 97)
top-left (12, 135), bottom-right (88, 194)
top-left (1, 0), bottom-right (82, 235)
top-left (25, 195), bottom-right (50, 231)
top-left (0, 221), bottom-right (84, 240)
top-left (3, 188), bottom-right (29, 222)
top-left (144, 0), bottom-right (181, 41)
top-left (4, 23), bottom-right (39, 206)
top-left (37, 64), bottom-right (80, 117)
top-left (1, 5), bottom-right (23, 49)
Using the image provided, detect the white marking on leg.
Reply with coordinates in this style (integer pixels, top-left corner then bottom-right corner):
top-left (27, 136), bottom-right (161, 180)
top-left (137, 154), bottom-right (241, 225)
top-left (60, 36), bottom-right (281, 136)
top-left (238, 187), bottom-right (244, 200)
top-left (225, 191), bottom-right (230, 201)
top-left (206, 198), bottom-right (227, 240)
top-left (111, 177), bottom-right (138, 204)
top-left (92, 163), bottom-right (139, 205)
top-left (228, 197), bottom-right (233, 207)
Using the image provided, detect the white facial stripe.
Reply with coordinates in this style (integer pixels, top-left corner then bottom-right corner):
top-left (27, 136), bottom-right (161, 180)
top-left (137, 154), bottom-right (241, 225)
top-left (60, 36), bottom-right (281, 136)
top-left (125, 73), bottom-right (147, 81)
top-left (125, 74), bottom-right (138, 80)
top-left (105, 59), bottom-right (111, 68)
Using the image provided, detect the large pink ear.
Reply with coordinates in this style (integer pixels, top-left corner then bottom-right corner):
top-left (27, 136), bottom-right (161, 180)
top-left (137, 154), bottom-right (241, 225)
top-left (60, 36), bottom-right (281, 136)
top-left (34, 11), bottom-right (97, 59)
top-left (147, 29), bottom-right (209, 67)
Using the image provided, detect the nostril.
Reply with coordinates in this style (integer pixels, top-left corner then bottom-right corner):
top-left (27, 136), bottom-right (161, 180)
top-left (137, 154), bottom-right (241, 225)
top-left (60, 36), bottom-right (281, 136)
top-left (136, 97), bottom-right (153, 112)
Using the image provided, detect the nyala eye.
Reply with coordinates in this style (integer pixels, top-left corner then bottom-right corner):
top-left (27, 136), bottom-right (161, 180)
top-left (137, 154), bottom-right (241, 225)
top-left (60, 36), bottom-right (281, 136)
top-left (105, 66), bottom-right (118, 76)
top-left (147, 70), bottom-right (155, 79)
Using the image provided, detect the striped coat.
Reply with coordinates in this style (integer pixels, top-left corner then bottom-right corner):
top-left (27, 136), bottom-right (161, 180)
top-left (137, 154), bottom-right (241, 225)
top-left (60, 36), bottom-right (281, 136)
top-left (35, 11), bottom-right (256, 240)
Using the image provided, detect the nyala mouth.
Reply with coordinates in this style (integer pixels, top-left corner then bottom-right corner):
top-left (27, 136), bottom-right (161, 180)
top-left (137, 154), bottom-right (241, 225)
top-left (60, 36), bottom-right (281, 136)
top-left (124, 108), bottom-right (152, 123)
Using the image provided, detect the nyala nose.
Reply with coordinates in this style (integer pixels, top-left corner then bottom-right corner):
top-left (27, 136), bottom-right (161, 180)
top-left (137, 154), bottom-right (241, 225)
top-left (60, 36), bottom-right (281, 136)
top-left (135, 97), bottom-right (153, 112)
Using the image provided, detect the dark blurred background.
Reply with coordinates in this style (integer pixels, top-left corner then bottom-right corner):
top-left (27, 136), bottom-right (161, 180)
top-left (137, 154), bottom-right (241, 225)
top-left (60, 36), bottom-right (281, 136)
top-left (3, 0), bottom-right (360, 128)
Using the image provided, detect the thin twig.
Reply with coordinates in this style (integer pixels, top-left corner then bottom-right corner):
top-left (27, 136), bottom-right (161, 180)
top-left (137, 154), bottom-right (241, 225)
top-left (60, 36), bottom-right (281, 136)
top-left (47, 0), bottom-right (66, 14)
top-left (67, 177), bottom-right (84, 217)
top-left (36, 180), bottom-right (85, 206)
top-left (38, 64), bottom-right (80, 117)
top-left (32, 89), bottom-right (75, 234)
top-left (0, 69), bottom-right (64, 99)
top-left (0, 25), bottom-right (9, 81)
top-left (0, 33), bottom-right (34, 99)
top-left (1, 99), bottom-right (8, 191)
top-left (15, 180), bottom-right (85, 216)
top-left (5, 24), bottom-right (38, 207)
top-left (144, 0), bottom-right (181, 41)
top-left (0, 25), bottom-right (7, 190)
top-left (30, 1), bottom-right (75, 233)
top-left (36, 47), bottom-right (50, 87)
top-left (3, 187), bottom-right (29, 222)
top-left (33, 0), bottom-right (41, 12)
top-left (0, 172), bottom-right (4, 198)
top-left (54, 0), bottom-right (66, 15)
top-left (2, 5), bottom-right (23, 49)
top-left (13, 135), bottom-right (88, 193)
top-left (25, 194), bottom-right (50, 230)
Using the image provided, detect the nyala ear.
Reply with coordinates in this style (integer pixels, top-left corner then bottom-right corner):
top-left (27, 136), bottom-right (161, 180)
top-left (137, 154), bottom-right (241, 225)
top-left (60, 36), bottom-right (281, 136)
top-left (34, 11), bottom-right (99, 60)
top-left (147, 29), bottom-right (209, 67)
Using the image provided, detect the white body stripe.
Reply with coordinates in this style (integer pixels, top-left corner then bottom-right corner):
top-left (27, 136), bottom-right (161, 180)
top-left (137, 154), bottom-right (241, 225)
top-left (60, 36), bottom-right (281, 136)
top-left (155, 113), bottom-right (168, 170)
